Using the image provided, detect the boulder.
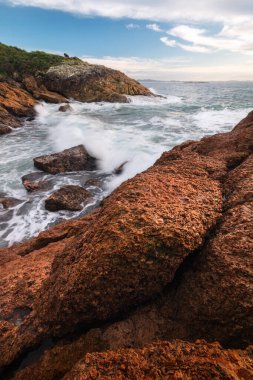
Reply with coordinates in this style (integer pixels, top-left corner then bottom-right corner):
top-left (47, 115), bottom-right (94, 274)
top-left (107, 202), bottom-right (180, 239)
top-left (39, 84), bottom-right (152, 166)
top-left (58, 103), bottom-right (73, 112)
top-left (0, 125), bottom-right (12, 135)
top-left (33, 145), bottom-right (97, 174)
top-left (114, 161), bottom-right (128, 175)
top-left (42, 61), bottom-right (153, 103)
top-left (45, 185), bottom-right (91, 212)
top-left (21, 172), bottom-right (50, 192)
top-left (0, 195), bottom-right (22, 209)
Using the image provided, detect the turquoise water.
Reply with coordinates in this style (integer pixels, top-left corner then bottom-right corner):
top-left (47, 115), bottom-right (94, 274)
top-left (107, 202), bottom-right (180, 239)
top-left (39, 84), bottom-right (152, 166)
top-left (0, 80), bottom-right (253, 247)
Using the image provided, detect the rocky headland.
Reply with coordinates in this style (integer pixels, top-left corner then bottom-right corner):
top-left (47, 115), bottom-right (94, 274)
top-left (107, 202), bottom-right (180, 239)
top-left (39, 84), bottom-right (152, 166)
top-left (0, 43), bottom-right (153, 135)
top-left (0, 107), bottom-right (252, 378)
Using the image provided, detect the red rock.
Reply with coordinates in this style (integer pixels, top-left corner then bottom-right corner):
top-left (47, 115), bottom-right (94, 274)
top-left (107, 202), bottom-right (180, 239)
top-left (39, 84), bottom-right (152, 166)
top-left (0, 81), bottom-right (36, 118)
top-left (62, 340), bottom-right (253, 380)
top-left (0, 112), bottom-right (252, 378)
top-left (0, 195), bottom-right (22, 209)
top-left (21, 172), bottom-right (50, 192)
top-left (0, 82), bottom-right (36, 135)
top-left (22, 75), bottom-right (68, 103)
top-left (45, 185), bottom-right (91, 212)
top-left (33, 145), bottom-right (97, 174)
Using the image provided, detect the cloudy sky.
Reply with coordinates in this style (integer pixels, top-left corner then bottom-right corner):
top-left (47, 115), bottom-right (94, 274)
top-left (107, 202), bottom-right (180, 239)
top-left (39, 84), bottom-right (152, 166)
top-left (1, 0), bottom-right (253, 80)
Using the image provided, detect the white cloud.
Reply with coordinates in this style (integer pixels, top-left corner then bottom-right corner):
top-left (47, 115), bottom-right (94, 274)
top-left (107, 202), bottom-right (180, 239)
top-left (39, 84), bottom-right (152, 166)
top-left (82, 55), bottom-right (253, 81)
top-left (160, 37), bottom-right (176, 47)
top-left (177, 43), bottom-right (212, 53)
top-left (126, 23), bottom-right (140, 30)
top-left (5, 0), bottom-right (253, 23)
top-left (167, 23), bottom-right (253, 55)
top-left (5, 0), bottom-right (253, 55)
top-left (146, 23), bottom-right (163, 32)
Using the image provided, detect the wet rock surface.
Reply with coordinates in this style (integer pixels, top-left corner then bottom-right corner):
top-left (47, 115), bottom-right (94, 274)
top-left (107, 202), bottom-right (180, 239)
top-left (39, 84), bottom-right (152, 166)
top-left (58, 103), bottom-right (73, 112)
top-left (0, 112), bottom-right (252, 379)
top-left (0, 194), bottom-right (22, 209)
top-left (21, 172), bottom-right (50, 192)
top-left (42, 61), bottom-right (153, 103)
top-left (45, 185), bottom-right (91, 212)
top-left (33, 145), bottom-right (97, 174)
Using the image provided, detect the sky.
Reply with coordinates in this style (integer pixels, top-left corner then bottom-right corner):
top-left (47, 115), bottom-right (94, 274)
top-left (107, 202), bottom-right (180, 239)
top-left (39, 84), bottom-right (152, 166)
top-left (0, 0), bottom-right (253, 80)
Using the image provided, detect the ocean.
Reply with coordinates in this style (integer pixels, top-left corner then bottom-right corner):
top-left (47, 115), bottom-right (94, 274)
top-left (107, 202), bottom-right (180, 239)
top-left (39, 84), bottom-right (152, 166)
top-left (1, 80), bottom-right (253, 247)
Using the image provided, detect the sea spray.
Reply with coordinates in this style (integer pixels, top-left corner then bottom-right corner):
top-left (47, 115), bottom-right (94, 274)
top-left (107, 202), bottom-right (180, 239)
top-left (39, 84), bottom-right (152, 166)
top-left (1, 80), bottom-right (253, 246)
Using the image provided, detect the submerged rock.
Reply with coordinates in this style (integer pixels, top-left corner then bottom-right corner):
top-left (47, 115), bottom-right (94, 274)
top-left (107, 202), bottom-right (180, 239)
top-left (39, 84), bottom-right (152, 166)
top-left (0, 195), bottom-right (22, 209)
top-left (45, 185), bottom-right (91, 212)
top-left (33, 145), bottom-right (97, 174)
top-left (21, 172), bottom-right (50, 192)
top-left (42, 61), bottom-right (153, 103)
top-left (58, 103), bottom-right (73, 112)
top-left (114, 161), bottom-right (128, 175)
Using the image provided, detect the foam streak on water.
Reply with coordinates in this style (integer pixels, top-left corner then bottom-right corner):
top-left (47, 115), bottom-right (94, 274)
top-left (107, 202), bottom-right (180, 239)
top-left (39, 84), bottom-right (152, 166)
top-left (0, 80), bottom-right (253, 247)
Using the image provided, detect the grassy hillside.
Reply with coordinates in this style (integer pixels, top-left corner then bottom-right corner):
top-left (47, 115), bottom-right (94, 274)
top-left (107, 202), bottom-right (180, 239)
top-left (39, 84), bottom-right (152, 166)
top-left (0, 43), bottom-right (79, 78)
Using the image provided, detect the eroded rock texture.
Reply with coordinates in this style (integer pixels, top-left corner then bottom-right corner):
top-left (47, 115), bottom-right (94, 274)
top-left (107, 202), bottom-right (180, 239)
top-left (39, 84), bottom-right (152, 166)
top-left (62, 340), bottom-right (253, 380)
top-left (34, 145), bottom-right (97, 174)
top-left (42, 61), bottom-right (153, 103)
top-left (45, 185), bottom-right (91, 212)
top-left (0, 81), bottom-right (37, 134)
top-left (0, 111), bottom-right (252, 379)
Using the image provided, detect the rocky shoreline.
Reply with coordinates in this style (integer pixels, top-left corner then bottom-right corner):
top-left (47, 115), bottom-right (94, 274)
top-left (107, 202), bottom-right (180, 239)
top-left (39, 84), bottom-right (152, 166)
top-left (0, 108), bottom-right (252, 378)
top-left (0, 45), bottom-right (153, 136)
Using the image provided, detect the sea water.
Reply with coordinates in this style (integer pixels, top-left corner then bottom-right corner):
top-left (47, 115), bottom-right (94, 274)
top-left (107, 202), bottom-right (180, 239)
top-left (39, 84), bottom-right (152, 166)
top-left (1, 80), bottom-right (253, 247)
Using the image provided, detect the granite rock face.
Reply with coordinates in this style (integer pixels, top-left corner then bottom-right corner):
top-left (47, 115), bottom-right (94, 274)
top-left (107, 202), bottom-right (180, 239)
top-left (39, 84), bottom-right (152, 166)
top-left (42, 61), bottom-right (153, 103)
top-left (0, 112), bottom-right (252, 379)
top-left (33, 145), bottom-right (97, 174)
top-left (0, 81), bottom-right (37, 134)
top-left (45, 185), bottom-right (91, 212)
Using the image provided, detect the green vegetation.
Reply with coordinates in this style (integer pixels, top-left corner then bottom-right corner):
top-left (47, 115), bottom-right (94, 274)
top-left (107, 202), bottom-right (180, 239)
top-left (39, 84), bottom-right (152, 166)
top-left (0, 43), bottom-right (80, 78)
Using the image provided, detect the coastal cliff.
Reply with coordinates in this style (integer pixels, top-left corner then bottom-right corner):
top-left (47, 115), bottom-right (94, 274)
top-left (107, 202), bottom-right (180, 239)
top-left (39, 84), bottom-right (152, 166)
top-left (0, 110), bottom-right (252, 378)
top-left (0, 43), bottom-right (153, 135)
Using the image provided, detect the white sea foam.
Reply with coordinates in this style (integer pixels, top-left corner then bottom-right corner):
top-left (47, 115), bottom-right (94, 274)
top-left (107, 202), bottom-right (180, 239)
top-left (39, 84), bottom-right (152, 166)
top-left (1, 82), bottom-right (252, 247)
top-left (191, 107), bottom-right (252, 133)
top-left (128, 94), bottom-right (182, 106)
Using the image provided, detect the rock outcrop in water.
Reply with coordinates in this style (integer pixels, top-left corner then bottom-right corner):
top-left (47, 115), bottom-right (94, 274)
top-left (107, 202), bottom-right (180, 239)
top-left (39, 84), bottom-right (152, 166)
top-left (0, 112), bottom-right (252, 379)
top-left (21, 172), bottom-right (50, 192)
top-left (0, 43), bottom-right (154, 135)
top-left (42, 61), bottom-right (153, 103)
top-left (33, 145), bottom-right (97, 174)
top-left (45, 185), bottom-right (91, 212)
